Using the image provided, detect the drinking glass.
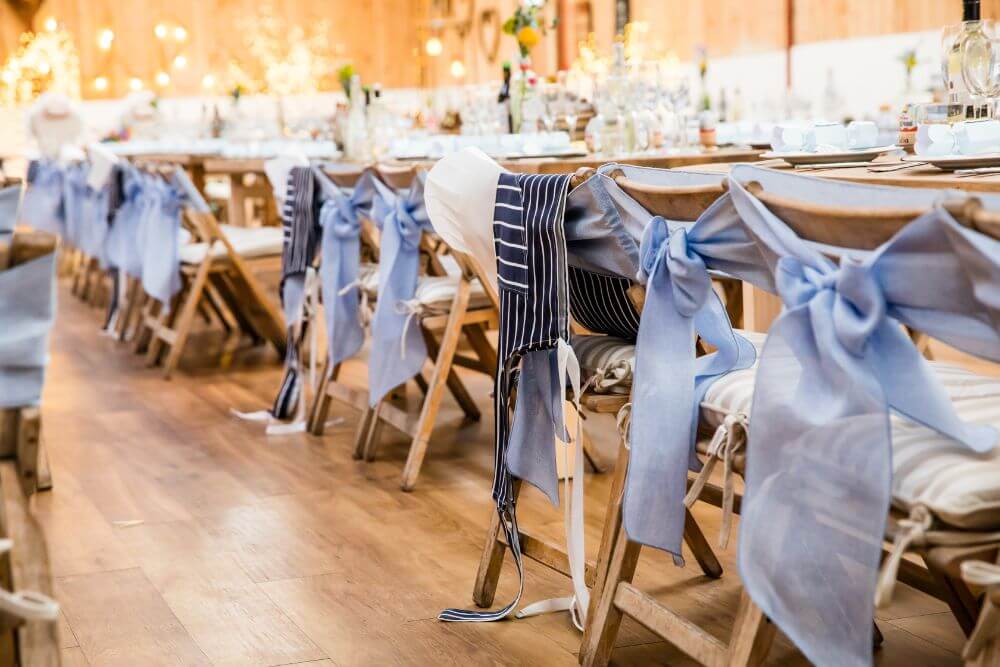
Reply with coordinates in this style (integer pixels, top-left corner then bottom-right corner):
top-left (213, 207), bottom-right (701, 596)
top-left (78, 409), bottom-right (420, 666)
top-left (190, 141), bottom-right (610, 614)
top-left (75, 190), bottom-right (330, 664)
top-left (962, 19), bottom-right (1000, 105)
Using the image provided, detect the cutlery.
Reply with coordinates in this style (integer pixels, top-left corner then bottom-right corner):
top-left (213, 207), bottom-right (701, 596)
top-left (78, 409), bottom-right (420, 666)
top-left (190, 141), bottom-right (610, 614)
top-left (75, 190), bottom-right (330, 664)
top-left (868, 162), bottom-right (925, 173)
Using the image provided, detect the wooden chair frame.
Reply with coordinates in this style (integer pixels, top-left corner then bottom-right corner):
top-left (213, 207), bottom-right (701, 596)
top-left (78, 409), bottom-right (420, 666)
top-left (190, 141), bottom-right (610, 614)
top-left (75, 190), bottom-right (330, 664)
top-left (472, 170), bottom-right (728, 636)
top-left (0, 230), bottom-right (60, 666)
top-left (139, 188), bottom-right (286, 379)
top-left (581, 183), bottom-right (1000, 667)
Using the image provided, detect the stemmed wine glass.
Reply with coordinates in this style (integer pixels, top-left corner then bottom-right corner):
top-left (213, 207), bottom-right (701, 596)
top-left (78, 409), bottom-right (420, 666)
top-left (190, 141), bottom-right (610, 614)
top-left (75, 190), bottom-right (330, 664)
top-left (962, 19), bottom-right (1000, 116)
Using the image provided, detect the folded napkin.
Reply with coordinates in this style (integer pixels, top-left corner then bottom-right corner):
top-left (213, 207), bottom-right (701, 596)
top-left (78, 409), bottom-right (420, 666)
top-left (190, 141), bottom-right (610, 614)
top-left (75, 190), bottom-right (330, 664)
top-left (771, 121), bottom-right (879, 153)
top-left (916, 124), bottom-right (957, 156)
top-left (955, 120), bottom-right (1000, 155)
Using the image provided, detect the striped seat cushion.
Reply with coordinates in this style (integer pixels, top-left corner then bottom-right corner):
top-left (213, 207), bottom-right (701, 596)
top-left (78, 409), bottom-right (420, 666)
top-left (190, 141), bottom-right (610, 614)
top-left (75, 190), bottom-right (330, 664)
top-left (571, 334), bottom-right (635, 394)
top-left (413, 275), bottom-right (491, 311)
top-left (702, 360), bottom-right (1000, 530)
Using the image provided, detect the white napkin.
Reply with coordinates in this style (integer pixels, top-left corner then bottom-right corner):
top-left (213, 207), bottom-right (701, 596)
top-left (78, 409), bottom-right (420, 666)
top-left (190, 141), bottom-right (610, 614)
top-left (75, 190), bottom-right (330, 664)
top-left (955, 120), bottom-right (1000, 155)
top-left (86, 143), bottom-right (119, 190)
top-left (846, 121), bottom-right (879, 149)
top-left (916, 124), bottom-right (957, 156)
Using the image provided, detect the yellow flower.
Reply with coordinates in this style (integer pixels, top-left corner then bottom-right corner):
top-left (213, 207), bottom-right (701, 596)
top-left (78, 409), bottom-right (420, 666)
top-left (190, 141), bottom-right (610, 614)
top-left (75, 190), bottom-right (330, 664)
top-left (517, 26), bottom-right (540, 50)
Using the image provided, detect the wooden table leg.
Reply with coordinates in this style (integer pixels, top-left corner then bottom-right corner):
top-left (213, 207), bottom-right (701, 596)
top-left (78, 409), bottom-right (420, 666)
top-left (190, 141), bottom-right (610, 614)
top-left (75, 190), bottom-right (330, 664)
top-left (228, 174), bottom-right (246, 228)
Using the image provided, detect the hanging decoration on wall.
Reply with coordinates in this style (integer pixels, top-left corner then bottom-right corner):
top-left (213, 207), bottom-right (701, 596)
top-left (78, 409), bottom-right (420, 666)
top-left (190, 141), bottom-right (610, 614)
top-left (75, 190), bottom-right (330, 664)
top-left (477, 8), bottom-right (501, 64)
top-left (0, 20), bottom-right (81, 106)
top-left (4, 0), bottom-right (44, 30)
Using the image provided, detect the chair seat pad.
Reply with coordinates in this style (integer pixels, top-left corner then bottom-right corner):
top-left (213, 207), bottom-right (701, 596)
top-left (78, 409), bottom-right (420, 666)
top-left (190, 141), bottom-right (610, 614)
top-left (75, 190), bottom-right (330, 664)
top-left (702, 359), bottom-right (1000, 530)
top-left (413, 275), bottom-right (491, 312)
top-left (179, 225), bottom-right (283, 264)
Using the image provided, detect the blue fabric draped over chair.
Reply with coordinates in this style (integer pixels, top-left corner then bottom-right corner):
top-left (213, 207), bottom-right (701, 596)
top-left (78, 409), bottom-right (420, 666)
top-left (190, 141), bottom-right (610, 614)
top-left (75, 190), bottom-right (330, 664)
top-left (619, 176), bottom-right (774, 559)
top-left (367, 173), bottom-right (432, 407)
top-left (19, 160), bottom-right (65, 236)
top-left (726, 164), bottom-right (1000, 667)
top-left (314, 167), bottom-right (377, 369)
top-left (0, 250), bottom-right (56, 408)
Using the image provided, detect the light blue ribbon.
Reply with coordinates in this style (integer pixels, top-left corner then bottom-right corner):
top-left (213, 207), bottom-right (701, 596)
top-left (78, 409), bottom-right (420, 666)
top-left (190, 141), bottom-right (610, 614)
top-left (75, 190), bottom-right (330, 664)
top-left (624, 194), bottom-right (768, 556)
top-left (0, 251), bottom-right (56, 408)
top-left (137, 177), bottom-right (184, 306)
top-left (727, 167), bottom-right (1000, 667)
top-left (315, 169), bottom-right (377, 368)
top-left (64, 165), bottom-right (111, 266)
top-left (106, 168), bottom-right (145, 277)
top-left (20, 160), bottom-right (65, 236)
top-left (367, 175), bottom-right (431, 406)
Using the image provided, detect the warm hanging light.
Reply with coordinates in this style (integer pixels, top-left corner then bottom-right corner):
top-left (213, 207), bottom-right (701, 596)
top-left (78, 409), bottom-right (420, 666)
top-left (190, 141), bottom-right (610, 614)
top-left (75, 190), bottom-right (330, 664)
top-left (43, 17), bottom-right (58, 32)
top-left (129, 77), bottom-right (144, 91)
top-left (449, 59), bottom-right (466, 79)
top-left (425, 36), bottom-right (443, 57)
top-left (154, 23), bottom-right (168, 40)
top-left (201, 74), bottom-right (216, 89)
top-left (173, 26), bottom-right (187, 42)
top-left (155, 71), bottom-right (170, 87)
top-left (93, 76), bottom-right (109, 91)
top-left (172, 54), bottom-right (187, 69)
top-left (97, 28), bottom-right (114, 51)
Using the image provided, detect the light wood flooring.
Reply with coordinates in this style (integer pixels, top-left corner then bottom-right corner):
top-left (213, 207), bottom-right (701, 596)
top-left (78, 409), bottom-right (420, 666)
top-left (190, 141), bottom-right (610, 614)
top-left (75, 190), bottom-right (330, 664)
top-left (37, 284), bottom-right (970, 666)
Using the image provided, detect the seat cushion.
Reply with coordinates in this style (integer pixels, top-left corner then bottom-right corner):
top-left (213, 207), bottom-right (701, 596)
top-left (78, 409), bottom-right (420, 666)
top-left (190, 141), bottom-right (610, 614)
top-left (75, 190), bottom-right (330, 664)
top-left (179, 225), bottom-right (283, 264)
top-left (571, 334), bottom-right (635, 394)
top-left (702, 358), bottom-right (1000, 530)
top-left (413, 275), bottom-right (491, 312)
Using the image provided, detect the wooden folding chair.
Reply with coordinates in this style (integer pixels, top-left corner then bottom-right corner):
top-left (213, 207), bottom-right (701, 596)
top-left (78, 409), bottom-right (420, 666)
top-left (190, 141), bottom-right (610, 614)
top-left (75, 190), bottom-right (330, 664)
top-left (0, 230), bottom-right (60, 666)
top-left (355, 235), bottom-right (498, 491)
top-left (140, 173), bottom-right (286, 379)
top-left (472, 169), bottom-right (726, 627)
top-left (582, 179), bottom-right (994, 666)
top-left (306, 164), bottom-right (389, 434)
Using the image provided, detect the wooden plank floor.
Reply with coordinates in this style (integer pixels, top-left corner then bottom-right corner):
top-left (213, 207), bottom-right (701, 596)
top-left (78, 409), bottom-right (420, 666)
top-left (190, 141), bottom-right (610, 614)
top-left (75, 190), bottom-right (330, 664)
top-left (37, 284), bottom-right (967, 666)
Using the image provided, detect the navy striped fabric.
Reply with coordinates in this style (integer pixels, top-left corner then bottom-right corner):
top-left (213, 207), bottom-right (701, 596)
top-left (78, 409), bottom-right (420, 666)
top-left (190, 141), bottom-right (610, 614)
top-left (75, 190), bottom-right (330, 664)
top-left (568, 269), bottom-right (639, 340)
top-left (441, 171), bottom-right (572, 623)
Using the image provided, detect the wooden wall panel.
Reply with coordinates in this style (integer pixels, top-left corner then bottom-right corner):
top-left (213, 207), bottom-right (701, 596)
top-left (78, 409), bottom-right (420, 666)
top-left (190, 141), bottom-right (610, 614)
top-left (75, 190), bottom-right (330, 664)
top-left (8, 0), bottom-right (421, 97)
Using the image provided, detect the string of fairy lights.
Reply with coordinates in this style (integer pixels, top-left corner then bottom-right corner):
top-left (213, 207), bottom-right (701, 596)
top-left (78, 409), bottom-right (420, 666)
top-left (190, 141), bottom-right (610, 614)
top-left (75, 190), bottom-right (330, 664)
top-left (0, 5), bottom-right (346, 105)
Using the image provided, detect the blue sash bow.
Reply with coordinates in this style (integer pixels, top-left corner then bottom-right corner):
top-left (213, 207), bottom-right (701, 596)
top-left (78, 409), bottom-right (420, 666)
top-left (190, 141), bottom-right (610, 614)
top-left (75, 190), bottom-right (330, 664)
top-left (727, 165), bottom-right (1000, 667)
top-left (367, 175), bottom-right (431, 406)
top-left (624, 188), bottom-right (772, 556)
top-left (0, 252), bottom-right (56, 408)
top-left (315, 169), bottom-right (377, 368)
top-left (20, 160), bottom-right (65, 236)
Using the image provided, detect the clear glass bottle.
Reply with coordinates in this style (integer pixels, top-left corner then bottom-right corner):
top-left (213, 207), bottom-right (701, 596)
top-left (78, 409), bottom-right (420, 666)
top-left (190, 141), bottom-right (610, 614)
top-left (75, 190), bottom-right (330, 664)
top-left (946, 0), bottom-right (984, 122)
top-left (346, 74), bottom-right (369, 160)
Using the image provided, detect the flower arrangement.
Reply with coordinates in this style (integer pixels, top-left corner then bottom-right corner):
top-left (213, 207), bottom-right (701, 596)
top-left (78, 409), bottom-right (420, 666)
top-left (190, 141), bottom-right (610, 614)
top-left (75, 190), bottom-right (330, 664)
top-left (899, 47), bottom-right (918, 90)
top-left (502, 0), bottom-right (556, 61)
top-left (696, 45), bottom-right (710, 111)
top-left (338, 63), bottom-right (356, 98)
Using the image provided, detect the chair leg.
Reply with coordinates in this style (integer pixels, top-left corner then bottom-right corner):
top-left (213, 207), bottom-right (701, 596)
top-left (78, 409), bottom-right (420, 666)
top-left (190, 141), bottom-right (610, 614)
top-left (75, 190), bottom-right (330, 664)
top-left (683, 509), bottom-right (724, 579)
top-left (400, 282), bottom-right (471, 491)
top-left (308, 361), bottom-right (335, 436)
top-left (727, 590), bottom-right (776, 667)
top-left (587, 440), bottom-right (629, 623)
top-left (161, 264), bottom-right (212, 379)
top-left (473, 480), bottom-right (522, 608)
top-left (579, 523), bottom-right (643, 667)
top-left (353, 405), bottom-right (377, 460)
top-left (422, 327), bottom-right (480, 421)
top-left (362, 402), bottom-right (384, 463)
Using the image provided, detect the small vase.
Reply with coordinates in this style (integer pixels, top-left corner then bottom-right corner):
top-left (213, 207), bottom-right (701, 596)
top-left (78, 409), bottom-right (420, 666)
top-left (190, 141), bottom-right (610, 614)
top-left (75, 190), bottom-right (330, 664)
top-left (511, 53), bottom-right (532, 133)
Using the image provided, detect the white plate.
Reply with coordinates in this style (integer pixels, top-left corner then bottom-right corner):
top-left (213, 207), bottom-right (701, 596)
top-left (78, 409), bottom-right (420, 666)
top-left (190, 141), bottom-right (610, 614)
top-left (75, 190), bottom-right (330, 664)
top-left (904, 153), bottom-right (1000, 170)
top-left (761, 145), bottom-right (899, 166)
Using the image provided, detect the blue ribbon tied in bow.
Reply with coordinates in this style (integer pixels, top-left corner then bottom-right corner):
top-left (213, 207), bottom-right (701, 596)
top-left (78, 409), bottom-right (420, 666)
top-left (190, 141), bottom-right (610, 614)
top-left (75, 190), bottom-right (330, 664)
top-left (625, 212), bottom-right (759, 557)
top-left (728, 172), bottom-right (1000, 667)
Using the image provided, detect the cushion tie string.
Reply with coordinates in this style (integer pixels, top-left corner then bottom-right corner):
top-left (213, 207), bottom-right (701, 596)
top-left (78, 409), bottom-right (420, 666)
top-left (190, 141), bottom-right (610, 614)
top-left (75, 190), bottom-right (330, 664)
top-left (338, 278), bottom-right (373, 327)
top-left (874, 506), bottom-right (933, 608)
top-left (960, 560), bottom-right (1000, 662)
top-left (394, 299), bottom-right (424, 359)
top-left (615, 402), bottom-right (632, 448)
top-left (683, 412), bottom-right (747, 549)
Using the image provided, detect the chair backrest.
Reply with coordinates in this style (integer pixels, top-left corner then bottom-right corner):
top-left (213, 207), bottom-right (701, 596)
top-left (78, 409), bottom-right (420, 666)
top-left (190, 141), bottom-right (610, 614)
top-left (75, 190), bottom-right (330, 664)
top-left (322, 162), bottom-right (368, 188)
top-left (610, 167), bottom-right (725, 221)
top-left (375, 162), bottom-right (418, 190)
top-left (945, 198), bottom-right (1000, 241)
top-left (744, 181), bottom-right (929, 251)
